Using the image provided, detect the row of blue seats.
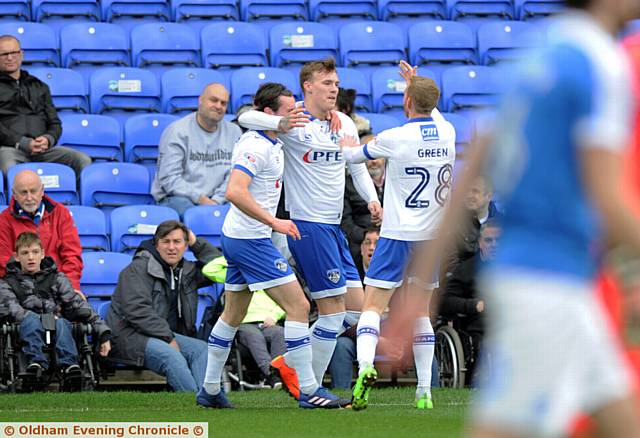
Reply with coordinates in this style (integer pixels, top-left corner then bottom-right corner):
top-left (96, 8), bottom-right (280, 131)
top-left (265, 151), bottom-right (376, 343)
top-left (2, 20), bottom-right (544, 74)
top-left (29, 63), bottom-right (507, 117)
top-left (0, 0), bottom-right (563, 29)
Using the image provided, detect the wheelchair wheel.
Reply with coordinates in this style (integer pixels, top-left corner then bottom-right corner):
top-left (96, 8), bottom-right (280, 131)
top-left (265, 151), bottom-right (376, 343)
top-left (435, 325), bottom-right (466, 388)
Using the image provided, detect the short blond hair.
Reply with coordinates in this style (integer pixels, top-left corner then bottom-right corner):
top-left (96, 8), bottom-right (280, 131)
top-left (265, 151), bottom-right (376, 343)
top-left (406, 76), bottom-right (440, 115)
top-left (299, 57), bottom-right (337, 93)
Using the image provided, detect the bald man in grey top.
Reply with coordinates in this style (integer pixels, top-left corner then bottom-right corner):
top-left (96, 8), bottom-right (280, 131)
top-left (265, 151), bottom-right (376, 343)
top-left (152, 83), bottom-right (242, 217)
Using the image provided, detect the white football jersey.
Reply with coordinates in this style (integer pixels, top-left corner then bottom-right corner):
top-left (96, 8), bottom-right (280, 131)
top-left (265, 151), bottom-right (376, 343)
top-left (222, 130), bottom-right (284, 239)
top-left (360, 116), bottom-right (456, 241)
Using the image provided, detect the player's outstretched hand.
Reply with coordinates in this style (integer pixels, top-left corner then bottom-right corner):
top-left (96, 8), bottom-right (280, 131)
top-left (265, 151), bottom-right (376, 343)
top-left (339, 135), bottom-right (359, 149)
top-left (328, 110), bottom-right (342, 133)
top-left (368, 201), bottom-right (383, 225)
top-left (278, 107), bottom-right (310, 132)
top-left (272, 218), bottom-right (301, 240)
top-left (399, 60), bottom-right (418, 85)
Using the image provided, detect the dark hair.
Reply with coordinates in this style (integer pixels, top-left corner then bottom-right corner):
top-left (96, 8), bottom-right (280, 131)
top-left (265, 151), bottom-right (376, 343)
top-left (300, 57), bottom-right (337, 93)
top-left (153, 220), bottom-right (189, 245)
top-left (480, 218), bottom-right (501, 233)
top-left (364, 225), bottom-right (381, 237)
top-left (565, 0), bottom-right (591, 8)
top-left (15, 231), bottom-right (42, 251)
top-left (253, 82), bottom-right (294, 113)
top-left (337, 88), bottom-right (356, 115)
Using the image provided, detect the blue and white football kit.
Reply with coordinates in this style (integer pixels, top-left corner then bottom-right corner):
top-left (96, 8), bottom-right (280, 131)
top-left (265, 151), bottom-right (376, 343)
top-left (221, 130), bottom-right (296, 291)
top-left (475, 12), bottom-right (635, 437)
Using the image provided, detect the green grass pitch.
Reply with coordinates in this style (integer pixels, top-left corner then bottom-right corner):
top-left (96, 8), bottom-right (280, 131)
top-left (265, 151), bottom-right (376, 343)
top-left (0, 387), bottom-right (471, 437)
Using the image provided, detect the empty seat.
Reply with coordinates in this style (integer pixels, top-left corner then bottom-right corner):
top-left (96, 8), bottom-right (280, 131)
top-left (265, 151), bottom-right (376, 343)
top-left (8, 163), bottom-right (78, 205)
top-left (124, 113), bottom-right (179, 167)
top-left (378, 0), bottom-right (446, 22)
top-left (101, 0), bottom-right (171, 32)
top-left (0, 0), bottom-right (30, 21)
top-left (58, 114), bottom-right (122, 162)
top-left (336, 67), bottom-right (372, 112)
top-left (240, 0), bottom-right (308, 22)
top-left (80, 251), bottom-right (132, 298)
top-left (161, 68), bottom-right (226, 115)
top-left (27, 67), bottom-right (89, 114)
top-left (310, 0), bottom-right (377, 22)
top-left (269, 22), bottom-right (337, 70)
top-left (230, 67), bottom-right (299, 112)
top-left (441, 111), bottom-right (471, 156)
top-left (89, 67), bottom-right (161, 125)
top-left (172, 0), bottom-right (238, 30)
top-left (31, 0), bottom-right (100, 31)
top-left (68, 205), bottom-right (110, 251)
top-left (60, 23), bottom-right (130, 84)
top-left (0, 22), bottom-right (59, 66)
top-left (477, 21), bottom-right (544, 65)
top-left (0, 172), bottom-right (5, 204)
top-left (441, 65), bottom-right (505, 113)
top-left (183, 204), bottom-right (229, 248)
top-left (80, 162), bottom-right (154, 210)
top-left (408, 21), bottom-right (476, 66)
top-left (515, 0), bottom-right (563, 20)
top-left (371, 66), bottom-right (438, 119)
top-left (339, 22), bottom-right (405, 70)
top-left (130, 22), bottom-right (200, 77)
top-left (200, 22), bottom-right (268, 69)
top-left (110, 204), bottom-right (179, 253)
top-left (358, 112), bottom-right (400, 135)
top-left (448, 0), bottom-right (514, 21)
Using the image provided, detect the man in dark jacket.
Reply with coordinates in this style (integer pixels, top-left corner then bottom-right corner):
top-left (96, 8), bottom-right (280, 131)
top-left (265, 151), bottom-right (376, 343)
top-left (0, 231), bottom-right (111, 390)
top-left (107, 220), bottom-right (220, 392)
top-left (0, 35), bottom-right (91, 176)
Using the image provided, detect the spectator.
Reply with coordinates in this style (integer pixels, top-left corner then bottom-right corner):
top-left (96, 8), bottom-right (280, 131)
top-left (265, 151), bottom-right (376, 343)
top-left (360, 226), bottom-right (380, 275)
top-left (0, 35), bottom-right (91, 177)
top-left (336, 88), bottom-right (371, 137)
top-left (0, 170), bottom-right (84, 293)
top-left (439, 219), bottom-right (501, 385)
top-left (0, 232), bottom-right (111, 390)
top-left (151, 83), bottom-right (242, 217)
top-left (341, 137), bottom-right (384, 279)
top-left (106, 220), bottom-right (220, 392)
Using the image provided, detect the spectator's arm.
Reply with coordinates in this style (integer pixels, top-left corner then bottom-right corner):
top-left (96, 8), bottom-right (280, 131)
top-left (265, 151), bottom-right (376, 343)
top-left (210, 167), bottom-right (231, 204)
top-left (0, 122), bottom-right (30, 149)
top-left (440, 263), bottom-right (481, 317)
top-left (115, 264), bottom-right (174, 343)
top-left (57, 207), bottom-right (83, 290)
top-left (41, 84), bottom-right (62, 146)
top-left (155, 129), bottom-right (200, 204)
top-left (340, 178), bottom-right (367, 246)
top-left (0, 215), bottom-right (14, 278)
top-left (0, 279), bottom-right (29, 323)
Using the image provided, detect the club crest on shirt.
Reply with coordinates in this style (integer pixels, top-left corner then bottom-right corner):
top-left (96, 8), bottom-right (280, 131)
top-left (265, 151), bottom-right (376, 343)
top-left (327, 269), bottom-right (341, 284)
top-left (274, 258), bottom-right (288, 272)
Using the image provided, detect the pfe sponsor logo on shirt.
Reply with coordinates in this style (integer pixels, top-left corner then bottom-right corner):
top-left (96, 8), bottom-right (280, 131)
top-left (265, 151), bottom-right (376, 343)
top-left (420, 124), bottom-right (439, 141)
top-left (302, 149), bottom-right (343, 163)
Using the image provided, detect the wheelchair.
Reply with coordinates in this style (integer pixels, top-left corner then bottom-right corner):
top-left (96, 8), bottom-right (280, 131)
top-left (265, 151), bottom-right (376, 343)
top-left (0, 313), bottom-right (102, 393)
top-left (435, 318), bottom-right (484, 389)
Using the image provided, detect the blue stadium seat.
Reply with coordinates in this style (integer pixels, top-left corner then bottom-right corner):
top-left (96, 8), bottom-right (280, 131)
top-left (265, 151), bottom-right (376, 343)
top-left (269, 22), bottom-right (337, 71)
top-left (408, 21), bottom-right (476, 67)
top-left (68, 205), bottom-right (110, 251)
top-left (201, 22), bottom-right (268, 69)
top-left (0, 172), bottom-right (5, 204)
top-left (97, 300), bottom-right (111, 319)
top-left (172, 0), bottom-right (238, 31)
top-left (124, 114), bottom-right (178, 168)
top-left (0, 0), bottom-right (29, 21)
top-left (60, 23), bottom-right (130, 86)
top-left (130, 23), bottom-right (200, 78)
top-left (358, 112), bottom-right (400, 135)
top-left (379, 0), bottom-right (446, 22)
top-left (0, 22), bottom-right (59, 66)
top-left (336, 67), bottom-right (372, 112)
top-left (440, 111), bottom-right (471, 157)
top-left (310, 0), bottom-right (377, 23)
top-left (58, 114), bottom-right (122, 162)
top-left (89, 67), bottom-right (161, 126)
top-left (161, 68), bottom-right (226, 115)
top-left (477, 21), bottom-right (544, 65)
top-left (441, 65), bottom-right (505, 113)
top-left (230, 67), bottom-right (299, 112)
top-left (515, 0), bottom-right (563, 21)
top-left (101, 0), bottom-right (171, 32)
top-left (31, 0), bottom-right (100, 32)
top-left (110, 205), bottom-right (179, 253)
top-left (339, 22), bottom-right (406, 71)
top-left (240, 0), bottom-right (308, 22)
top-left (80, 162), bottom-right (154, 211)
top-left (80, 251), bottom-right (131, 299)
top-left (448, 0), bottom-right (515, 21)
top-left (183, 204), bottom-right (230, 248)
top-left (371, 66), bottom-right (438, 119)
top-left (8, 163), bottom-right (78, 205)
top-left (27, 67), bottom-right (89, 114)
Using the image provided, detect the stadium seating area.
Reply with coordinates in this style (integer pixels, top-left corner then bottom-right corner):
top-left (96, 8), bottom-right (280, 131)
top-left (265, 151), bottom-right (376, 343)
top-left (0, 0), bottom-right (564, 357)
